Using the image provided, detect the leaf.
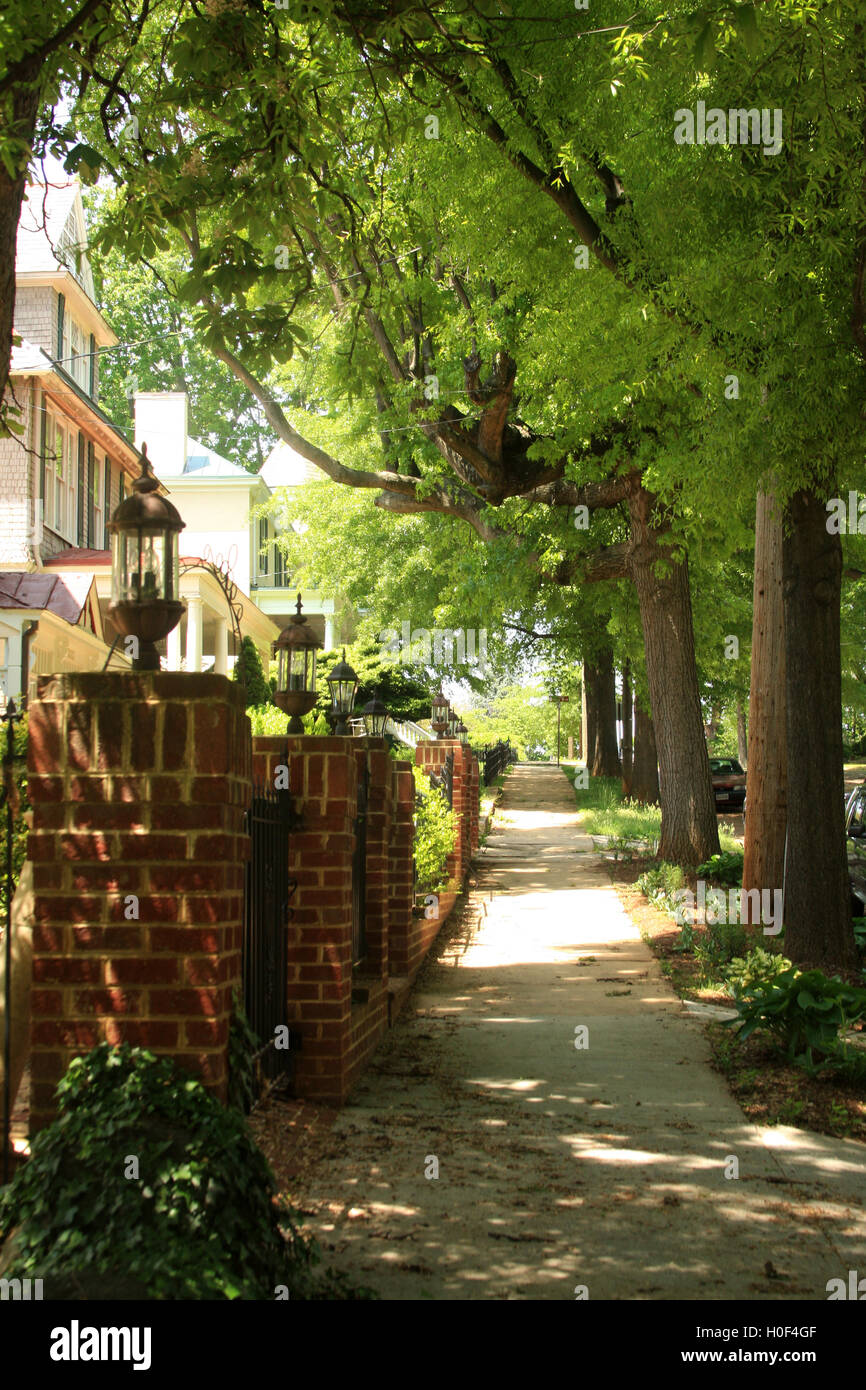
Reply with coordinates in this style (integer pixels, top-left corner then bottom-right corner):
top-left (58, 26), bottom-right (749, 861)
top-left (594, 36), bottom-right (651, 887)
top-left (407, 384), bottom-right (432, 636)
top-left (735, 3), bottom-right (760, 57)
top-left (694, 21), bottom-right (716, 73)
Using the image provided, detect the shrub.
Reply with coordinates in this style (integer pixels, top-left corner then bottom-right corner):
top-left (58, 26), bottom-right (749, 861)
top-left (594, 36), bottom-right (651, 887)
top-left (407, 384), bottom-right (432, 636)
top-left (694, 918), bottom-right (750, 972)
top-left (227, 991), bottom-right (260, 1115)
top-left (728, 968), bottom-right (866, 1070)
top-left (636, 862), bottom-right (684, 913)
top-left (413, 765), bottom-right (458, 896)
top-left (0, 1044), bottom-right (370, 1300)
top-left (233, 636), bottom-right (273, 708)
top-left (724, 948), bottom-right (792, 998)
top-left (696, 851), bottom-right (744, 887)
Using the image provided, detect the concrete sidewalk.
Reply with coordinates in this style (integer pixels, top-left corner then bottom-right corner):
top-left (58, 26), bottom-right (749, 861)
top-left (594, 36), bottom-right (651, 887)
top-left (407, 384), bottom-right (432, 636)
top-left (288, 763), bottom-right (866, 1300)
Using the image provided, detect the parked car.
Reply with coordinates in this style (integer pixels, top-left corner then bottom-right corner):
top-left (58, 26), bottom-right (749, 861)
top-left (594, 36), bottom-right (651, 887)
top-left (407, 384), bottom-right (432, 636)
top-left (709, 757), bottom-right (747, 813)
top-left (845, 782), bottom-right (866, 915)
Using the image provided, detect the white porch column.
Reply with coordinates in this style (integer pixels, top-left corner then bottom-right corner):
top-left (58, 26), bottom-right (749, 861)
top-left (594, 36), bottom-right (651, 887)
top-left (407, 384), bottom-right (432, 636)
top-left (324, 617), bottom-right (335, 649)
top-left (214, 616), bottom-right (229, 676)
top-left (166, 620), bottom-right (183, 672)
top-left (186, 595), bottom-right (203, 673)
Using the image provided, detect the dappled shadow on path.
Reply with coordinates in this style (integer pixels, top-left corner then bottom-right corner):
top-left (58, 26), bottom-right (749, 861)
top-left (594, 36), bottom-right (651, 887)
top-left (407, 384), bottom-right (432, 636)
top-left (286, 765), bottom-right (866, 1300)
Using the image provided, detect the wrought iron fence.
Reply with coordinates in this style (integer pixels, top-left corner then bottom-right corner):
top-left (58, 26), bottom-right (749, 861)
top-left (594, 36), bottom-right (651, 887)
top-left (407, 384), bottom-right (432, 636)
top-left (477, 740), bottom-right (516, 786)
top-left (242, 779), bottom-right (298, 1094)
top-left (427, 751), bottom-right (454, 807)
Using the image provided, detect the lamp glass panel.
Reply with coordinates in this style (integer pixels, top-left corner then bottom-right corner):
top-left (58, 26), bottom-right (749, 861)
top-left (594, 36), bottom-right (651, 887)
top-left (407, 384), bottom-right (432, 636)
top-left (330, 675), bottom-right (357, 714)
top-left (288, 648), bottom-right (308, 691)
top-left (138, 533), bottom-right (165, 600)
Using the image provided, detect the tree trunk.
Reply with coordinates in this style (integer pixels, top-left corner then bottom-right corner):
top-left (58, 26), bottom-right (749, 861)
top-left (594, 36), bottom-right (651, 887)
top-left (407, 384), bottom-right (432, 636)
top-left (0, 90), bottom-right (39, 410)
top-left (628, 486), bottom-right (720, 864)
top-left (621, 658), bottom-right (633, 796)
top-left (630, 698), bottom-right (660, 805)
top-left (736, 700), bottom-right (748, 769)
top-left (743, 489), bottom-right (786, 926)
top-left (584, 646), bottom-right (621, 777)
top-left (782, 488), bottom-right (855, 968)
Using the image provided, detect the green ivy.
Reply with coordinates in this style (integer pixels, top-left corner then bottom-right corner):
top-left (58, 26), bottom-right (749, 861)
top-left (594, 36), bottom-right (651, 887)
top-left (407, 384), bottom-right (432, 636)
top-left (0, 1044), bottom-right (373, 1300)
top-left (227, 991), bottom-right (261, 1115)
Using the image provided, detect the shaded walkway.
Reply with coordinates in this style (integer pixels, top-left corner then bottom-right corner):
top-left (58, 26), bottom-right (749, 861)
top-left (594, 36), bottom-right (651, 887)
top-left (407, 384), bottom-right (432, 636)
top-left (288, 764), bottom-right (866, 1300)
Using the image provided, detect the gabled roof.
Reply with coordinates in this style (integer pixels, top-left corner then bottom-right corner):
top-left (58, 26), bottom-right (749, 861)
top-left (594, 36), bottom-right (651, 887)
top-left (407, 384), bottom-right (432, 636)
top-left (10, 338), bottom-right (54, 373)
top-left (153, 435), bottom-right (255, 481)
top-left (17, 181), bottom-right (95, 299)
top-left (260, 440), bottom-right (323, 488)
top-left (0, 570), bottom-right (97, 625)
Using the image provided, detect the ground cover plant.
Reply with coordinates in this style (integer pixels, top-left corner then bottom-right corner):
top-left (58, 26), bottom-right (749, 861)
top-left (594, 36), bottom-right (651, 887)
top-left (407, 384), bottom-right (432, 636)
top-left (0, 1044), bottom-right (372, 1299)
top-left (610, 860), bottom-right (866, 1142)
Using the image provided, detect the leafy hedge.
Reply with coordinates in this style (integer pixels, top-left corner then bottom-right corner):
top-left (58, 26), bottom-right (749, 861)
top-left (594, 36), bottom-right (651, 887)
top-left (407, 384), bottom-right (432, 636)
top-left (413, 765), bottom-right (458, 896)
top-left (0, 1044), bottom-right (371, 1300)
top-left (0, 711), bottom-right (29, 922)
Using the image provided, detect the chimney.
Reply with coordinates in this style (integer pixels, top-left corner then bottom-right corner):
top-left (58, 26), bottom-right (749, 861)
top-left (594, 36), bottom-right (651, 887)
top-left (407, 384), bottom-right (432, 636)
top-left (133, 392), bottom-right (188, 476)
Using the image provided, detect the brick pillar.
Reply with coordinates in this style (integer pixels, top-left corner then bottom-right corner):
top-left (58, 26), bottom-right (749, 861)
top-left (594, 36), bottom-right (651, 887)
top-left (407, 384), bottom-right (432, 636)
top-left (252, 735), bottom-right (356, 1103)
top-left (387, 760), bottom-right (416, 978)
top-left (27, 672), bottom-right (251, 1133)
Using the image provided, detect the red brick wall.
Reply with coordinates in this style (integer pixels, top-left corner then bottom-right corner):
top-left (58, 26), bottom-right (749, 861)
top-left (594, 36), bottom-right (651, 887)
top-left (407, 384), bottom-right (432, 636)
top-left (253, 736), bottom-right (356, 1104)
top-left (27, 672), bottom-right (251, 1132)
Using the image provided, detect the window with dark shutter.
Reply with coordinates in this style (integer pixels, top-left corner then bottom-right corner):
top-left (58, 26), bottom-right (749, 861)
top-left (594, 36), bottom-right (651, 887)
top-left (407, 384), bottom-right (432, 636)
top-left (56, 293), bottom-right (65, 362)
top-left (103, 457), bottom-right (111, 548)
top-left (119, 473), bottom-right (125, 505)
top-left (77, 434), bottom-right (86, 546)
top-left (89, 334), bottom-right (96, 397)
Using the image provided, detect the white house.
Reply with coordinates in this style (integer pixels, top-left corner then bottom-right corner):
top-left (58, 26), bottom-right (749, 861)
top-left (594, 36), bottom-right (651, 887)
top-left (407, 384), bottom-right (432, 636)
top-left (133, 393), bottom-right (337, 668)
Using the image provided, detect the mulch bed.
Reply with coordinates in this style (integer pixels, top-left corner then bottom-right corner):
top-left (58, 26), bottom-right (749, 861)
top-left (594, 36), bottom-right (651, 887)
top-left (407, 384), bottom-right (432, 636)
top-left (605, 858), bottom-right (866, 1144)
top-left (248, 1092), bottom-right (340, 1200)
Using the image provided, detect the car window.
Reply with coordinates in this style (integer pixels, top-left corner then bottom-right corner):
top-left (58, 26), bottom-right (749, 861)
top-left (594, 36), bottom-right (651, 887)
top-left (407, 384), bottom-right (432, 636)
top-left (711, 760), bottom-right (740, 775)
top-left (850, 792), bottom-right (866, 833)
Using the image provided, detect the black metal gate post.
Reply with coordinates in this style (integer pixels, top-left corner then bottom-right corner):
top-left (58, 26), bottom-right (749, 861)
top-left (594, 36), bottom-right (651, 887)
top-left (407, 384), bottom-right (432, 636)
top-left (242, 779), bottom-right (297, 1091)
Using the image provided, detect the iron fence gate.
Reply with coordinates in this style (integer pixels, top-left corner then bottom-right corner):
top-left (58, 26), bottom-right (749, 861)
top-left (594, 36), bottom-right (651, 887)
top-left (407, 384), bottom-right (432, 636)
top-left (428, 751), bottom-right (454, 807)
top-left (352, 763), bottom-right (369, 967)
top-left (478, 740), bottom-right (516, 786)
top-left (242, 781), bottom-right (297, 1090)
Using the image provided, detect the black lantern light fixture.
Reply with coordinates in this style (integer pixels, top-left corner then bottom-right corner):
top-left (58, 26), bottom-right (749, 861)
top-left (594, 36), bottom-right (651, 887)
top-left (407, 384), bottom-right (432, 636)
top-left (431, 689), bottom-right (450, 738)
top-left (273, 594), bottom-right (323, 733)
top-left (326, 648), bottom-right (359, 735)
top-left (107, 443), bottom-right (185, 671)
top-left (456, 720), bottom-right (468, 741)
top-left (446, 708), bottom-right (459, 738)
top-left (361, 690), bottom-right (389, 738)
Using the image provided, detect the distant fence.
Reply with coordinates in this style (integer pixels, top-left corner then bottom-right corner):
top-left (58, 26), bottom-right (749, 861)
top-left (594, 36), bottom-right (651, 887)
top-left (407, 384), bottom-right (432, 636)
top-left (475, 741), bottom-right (516, 786)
